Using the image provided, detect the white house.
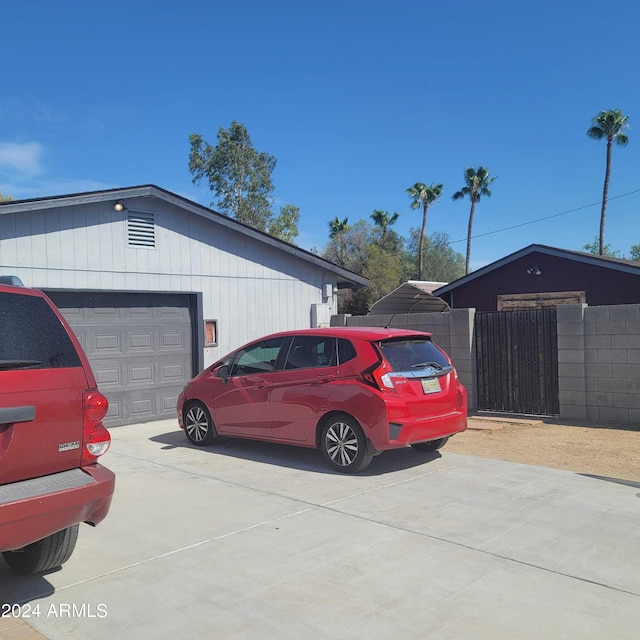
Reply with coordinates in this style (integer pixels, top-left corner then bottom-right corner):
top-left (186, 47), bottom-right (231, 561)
top-left (0, 185), bottom-right (367, 426)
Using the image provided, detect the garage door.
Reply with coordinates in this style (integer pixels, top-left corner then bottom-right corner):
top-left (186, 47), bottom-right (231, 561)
top-left (47, 291), bottom-right (194, 427)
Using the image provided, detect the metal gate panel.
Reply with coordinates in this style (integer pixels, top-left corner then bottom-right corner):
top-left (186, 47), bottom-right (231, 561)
top-left (475, 309), bottom-right (559, 416)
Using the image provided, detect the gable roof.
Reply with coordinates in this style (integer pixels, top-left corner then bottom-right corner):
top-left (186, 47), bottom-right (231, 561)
top-left (0, 184), bottom-right (368, 289)
top-left (433, 244), bottom-right (640, 296)
top-left (369, 281), bottom-right (450, 315)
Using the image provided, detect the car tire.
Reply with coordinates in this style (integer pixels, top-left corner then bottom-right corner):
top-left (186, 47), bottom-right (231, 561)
top-left (3, 524), bottom-right (79, 575)
top-left (321, 414), bottom-right (373, 474)
top-left (184, 401), bottom-right (216, 446)
top-left (411, 436), bottom-right (450, 452)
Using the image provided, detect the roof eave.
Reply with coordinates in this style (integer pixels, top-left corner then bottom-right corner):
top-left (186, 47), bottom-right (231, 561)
top-left (0, 184), bottom-right (369, 289)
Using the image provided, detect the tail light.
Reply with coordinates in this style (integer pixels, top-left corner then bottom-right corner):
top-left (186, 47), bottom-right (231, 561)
top-left (82, 390), bottom-right (111, 465)
top-left (361, 362), bottom-right (398, 396)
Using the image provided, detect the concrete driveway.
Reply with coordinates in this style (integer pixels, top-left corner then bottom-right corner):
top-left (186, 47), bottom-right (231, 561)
top-left (2, 419), bottom-right (639, 639)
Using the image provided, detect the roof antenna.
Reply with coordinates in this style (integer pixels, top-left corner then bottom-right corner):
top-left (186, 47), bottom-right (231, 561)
top-left (384, 314), bottom-right (396, 329)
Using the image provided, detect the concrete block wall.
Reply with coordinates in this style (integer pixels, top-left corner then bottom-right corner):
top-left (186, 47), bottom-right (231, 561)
top-left (332, 310), bottom-right (477, 410)
top-left (581, 304), bottom-right (640, 425)
top-left (334, 304), bottom-right (640, 426)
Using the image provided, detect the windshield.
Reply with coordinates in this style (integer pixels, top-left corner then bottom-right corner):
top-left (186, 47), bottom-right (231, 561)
top-left (379, 338), bottom-right (450, 372)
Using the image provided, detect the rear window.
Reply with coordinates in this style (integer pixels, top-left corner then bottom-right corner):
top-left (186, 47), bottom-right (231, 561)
top-left (0, 292), bottom-right (81, 370)
top-left (379, 338), bottom-right (449, 372)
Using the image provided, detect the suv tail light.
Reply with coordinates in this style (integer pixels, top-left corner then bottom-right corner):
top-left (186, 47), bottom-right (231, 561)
top-left (361, 362), bottom-right (398, 396)
top-left (82, 390), bottom-right (111, 465)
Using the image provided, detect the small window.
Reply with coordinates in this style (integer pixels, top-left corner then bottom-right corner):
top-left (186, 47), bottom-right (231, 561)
top-left (204, 320), bottom-right (218, 347)
top-left (337, 338), bottom-right (357, 364)
top-left (0, 292), bottom-right (81, 369)
top-left (231, 337), bottom-right (285, 376)
top-left (285, 336), bottom-right (337, 370)
top-left (128, 211), bottom-right (155, 248)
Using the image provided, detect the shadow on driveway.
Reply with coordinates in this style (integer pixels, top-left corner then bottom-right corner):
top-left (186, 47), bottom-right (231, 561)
top-left (0, 555), bottom-right (57, 605)
top-left (149, 429), bottom-right (443, 476)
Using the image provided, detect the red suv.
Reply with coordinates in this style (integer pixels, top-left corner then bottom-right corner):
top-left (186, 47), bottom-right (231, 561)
top-left (0, 279), bottom-right (115, 574)
top-left (178, 327), bottom-right (467, 473)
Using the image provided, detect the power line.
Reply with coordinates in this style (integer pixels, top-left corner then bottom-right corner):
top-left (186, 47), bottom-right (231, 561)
top-left (449, 187), bottom-right (640, 245)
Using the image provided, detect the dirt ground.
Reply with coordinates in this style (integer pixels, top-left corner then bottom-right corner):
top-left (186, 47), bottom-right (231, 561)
top-left (447, 416), bottom-right (640, 483)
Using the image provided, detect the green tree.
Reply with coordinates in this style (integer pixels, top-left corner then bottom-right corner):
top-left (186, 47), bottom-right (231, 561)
top-left (328, 216), bottom-right (350, 238)
top-left (587, 109), bottom-right (630, 256)
top-left (327, 216), bottom-right (351, 265)
top-left (406, 183), bottom-right (443, 280)
top-left (582, 237), bottom-right (622, 258)
top-left (268, 204), bottom-right (299, 244)
top-left (348, 244), bottom-right (403, 315)
top-left (407, 230), bottom-right (465, 282)
top-left (630, 244), bottom-right (640, 261)
top-left (452, 167), bottom-right (497, 275)
top-left (188, 121), bottom-right (277, 230)
top-left (370, 209), bottom-right (399, 238)
top-left (0, 190), bottom-right (12, 202)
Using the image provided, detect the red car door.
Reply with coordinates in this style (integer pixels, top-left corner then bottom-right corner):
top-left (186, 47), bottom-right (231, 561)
top-left (269, 336), bottom-right (339, 443)
top-left (211, 337), bottom-right (284, 437)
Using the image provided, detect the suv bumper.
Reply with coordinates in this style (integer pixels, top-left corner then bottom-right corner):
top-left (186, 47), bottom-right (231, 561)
top-left (0, 464), bottom-right (115, 551)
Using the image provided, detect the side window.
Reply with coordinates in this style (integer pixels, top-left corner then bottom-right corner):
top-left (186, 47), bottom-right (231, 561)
top-left (337, 338), bottom-right (357, 364)
top-left (0, 292), bottom-right (81, 370)
top-left (231, 337), bottom-right (285, 376)
top-left (285, 336), bottom-right (337, 370)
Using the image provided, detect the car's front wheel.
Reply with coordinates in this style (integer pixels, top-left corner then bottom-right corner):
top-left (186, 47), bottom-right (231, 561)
top-left (411, 436), bottom-right (449, 452)
top-left (3, 524), bottom-right (79, 575)
top-left (184, 401), bottom-right (216, 446)
top-left (321, 414), bottom-right (373, 473)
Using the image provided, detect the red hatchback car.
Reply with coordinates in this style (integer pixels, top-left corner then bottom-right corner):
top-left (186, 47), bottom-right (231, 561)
top-left (178, 327), bottom-right (467, 473)
top-left (0, 280), bottom-right (115, 574)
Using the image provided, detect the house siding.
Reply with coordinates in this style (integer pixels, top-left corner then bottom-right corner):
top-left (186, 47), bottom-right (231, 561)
top-left (0, 196), bottom-right (337, 366)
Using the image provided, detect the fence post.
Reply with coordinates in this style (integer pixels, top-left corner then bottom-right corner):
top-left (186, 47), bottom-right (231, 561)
top-left (557, 303), bottom-right (587, 421)
top-left (449, 308), bottom-right (477, 412)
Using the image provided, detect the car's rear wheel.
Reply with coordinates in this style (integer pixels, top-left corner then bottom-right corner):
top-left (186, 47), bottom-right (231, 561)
top-left (321, 414), bottom-right (373, 474)
top-left (184, 401), bottom-right (216, 446)
top-left (411, 436), bottom-right (449, 452)
top-left (3, 524), bottom-right (79, 575)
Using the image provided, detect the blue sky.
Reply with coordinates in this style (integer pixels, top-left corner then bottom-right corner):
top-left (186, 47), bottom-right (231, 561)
top-left (1, 0), bottom-right (638, 270)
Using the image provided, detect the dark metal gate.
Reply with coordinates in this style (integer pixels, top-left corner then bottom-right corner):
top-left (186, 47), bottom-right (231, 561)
top-left (475, 309), bottom-right (559, 416)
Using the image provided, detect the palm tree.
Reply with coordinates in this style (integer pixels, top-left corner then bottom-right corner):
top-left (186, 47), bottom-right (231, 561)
top-left (328, 216), bottom-right (351, 265)
top-left (370, 209), bottom-right (399, 238)
top-left (587, 109), bottom-right (630, 255)
top-left (406, 183), bottom-right (443, 280)
top-left (328, 216), bottom-right (350, 239)
top-left (452, 167), bottom-right (497, 275)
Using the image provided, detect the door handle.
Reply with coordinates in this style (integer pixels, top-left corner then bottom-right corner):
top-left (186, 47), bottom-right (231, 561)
top-left (0, 405), bottom-right (36, 425)
top-left (317, 374), bottom-right (336, 384)
top-left (245, 377), bottom-right (269, 388)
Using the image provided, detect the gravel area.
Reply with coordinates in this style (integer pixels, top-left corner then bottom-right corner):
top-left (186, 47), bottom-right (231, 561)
top-left (447, 416), bottom-right (640, 483)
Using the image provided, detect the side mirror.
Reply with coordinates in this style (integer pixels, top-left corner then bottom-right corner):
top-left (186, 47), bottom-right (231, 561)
top-left (216, 364), bottom-right (230, 382)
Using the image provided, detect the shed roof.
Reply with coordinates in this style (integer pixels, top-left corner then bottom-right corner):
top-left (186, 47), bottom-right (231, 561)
top-left (368, 281), bottom-right (450, 315)
top-left (0, 184), bottom-right (368, 289)
top-left (433, 244), bottom-right (640, 297)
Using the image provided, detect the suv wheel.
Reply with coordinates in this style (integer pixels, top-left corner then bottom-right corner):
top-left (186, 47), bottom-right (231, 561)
top-left (411, 436), bottom-right (449, 452)
top-left (184, 401), bottom-right (216, 446)
top-left (321, 414), bottom-right (373, 474)
top-left (3, 524), bottom-right (79, 575)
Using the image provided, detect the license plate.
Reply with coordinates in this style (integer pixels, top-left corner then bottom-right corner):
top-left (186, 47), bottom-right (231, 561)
top-left (421, 377), bottom-right (441, 394)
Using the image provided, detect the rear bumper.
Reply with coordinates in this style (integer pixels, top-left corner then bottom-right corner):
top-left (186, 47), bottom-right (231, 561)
top-left (365, 385), bottom-right (468, 451)
top-left (385, 411), bottom-right (467, 448)
top-left (0, 464), bottom-right (115, 552)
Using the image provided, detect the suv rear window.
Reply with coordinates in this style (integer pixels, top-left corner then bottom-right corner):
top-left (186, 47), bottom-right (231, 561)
top-left (0, 292), bottom-right (82, 370)
top-left (379, 338), bottom-right (449, 372)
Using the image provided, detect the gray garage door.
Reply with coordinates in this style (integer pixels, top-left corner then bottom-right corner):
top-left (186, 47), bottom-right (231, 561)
top-left (47, 291), bottom-right (194, 427)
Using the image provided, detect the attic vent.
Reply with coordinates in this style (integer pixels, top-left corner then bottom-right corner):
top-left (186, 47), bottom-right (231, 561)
top-left (127, 211), bottom-right (155, 247)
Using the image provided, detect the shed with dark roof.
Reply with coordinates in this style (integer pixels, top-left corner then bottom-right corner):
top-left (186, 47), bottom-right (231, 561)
top-left (433, 244), bottom-right (640, 311)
